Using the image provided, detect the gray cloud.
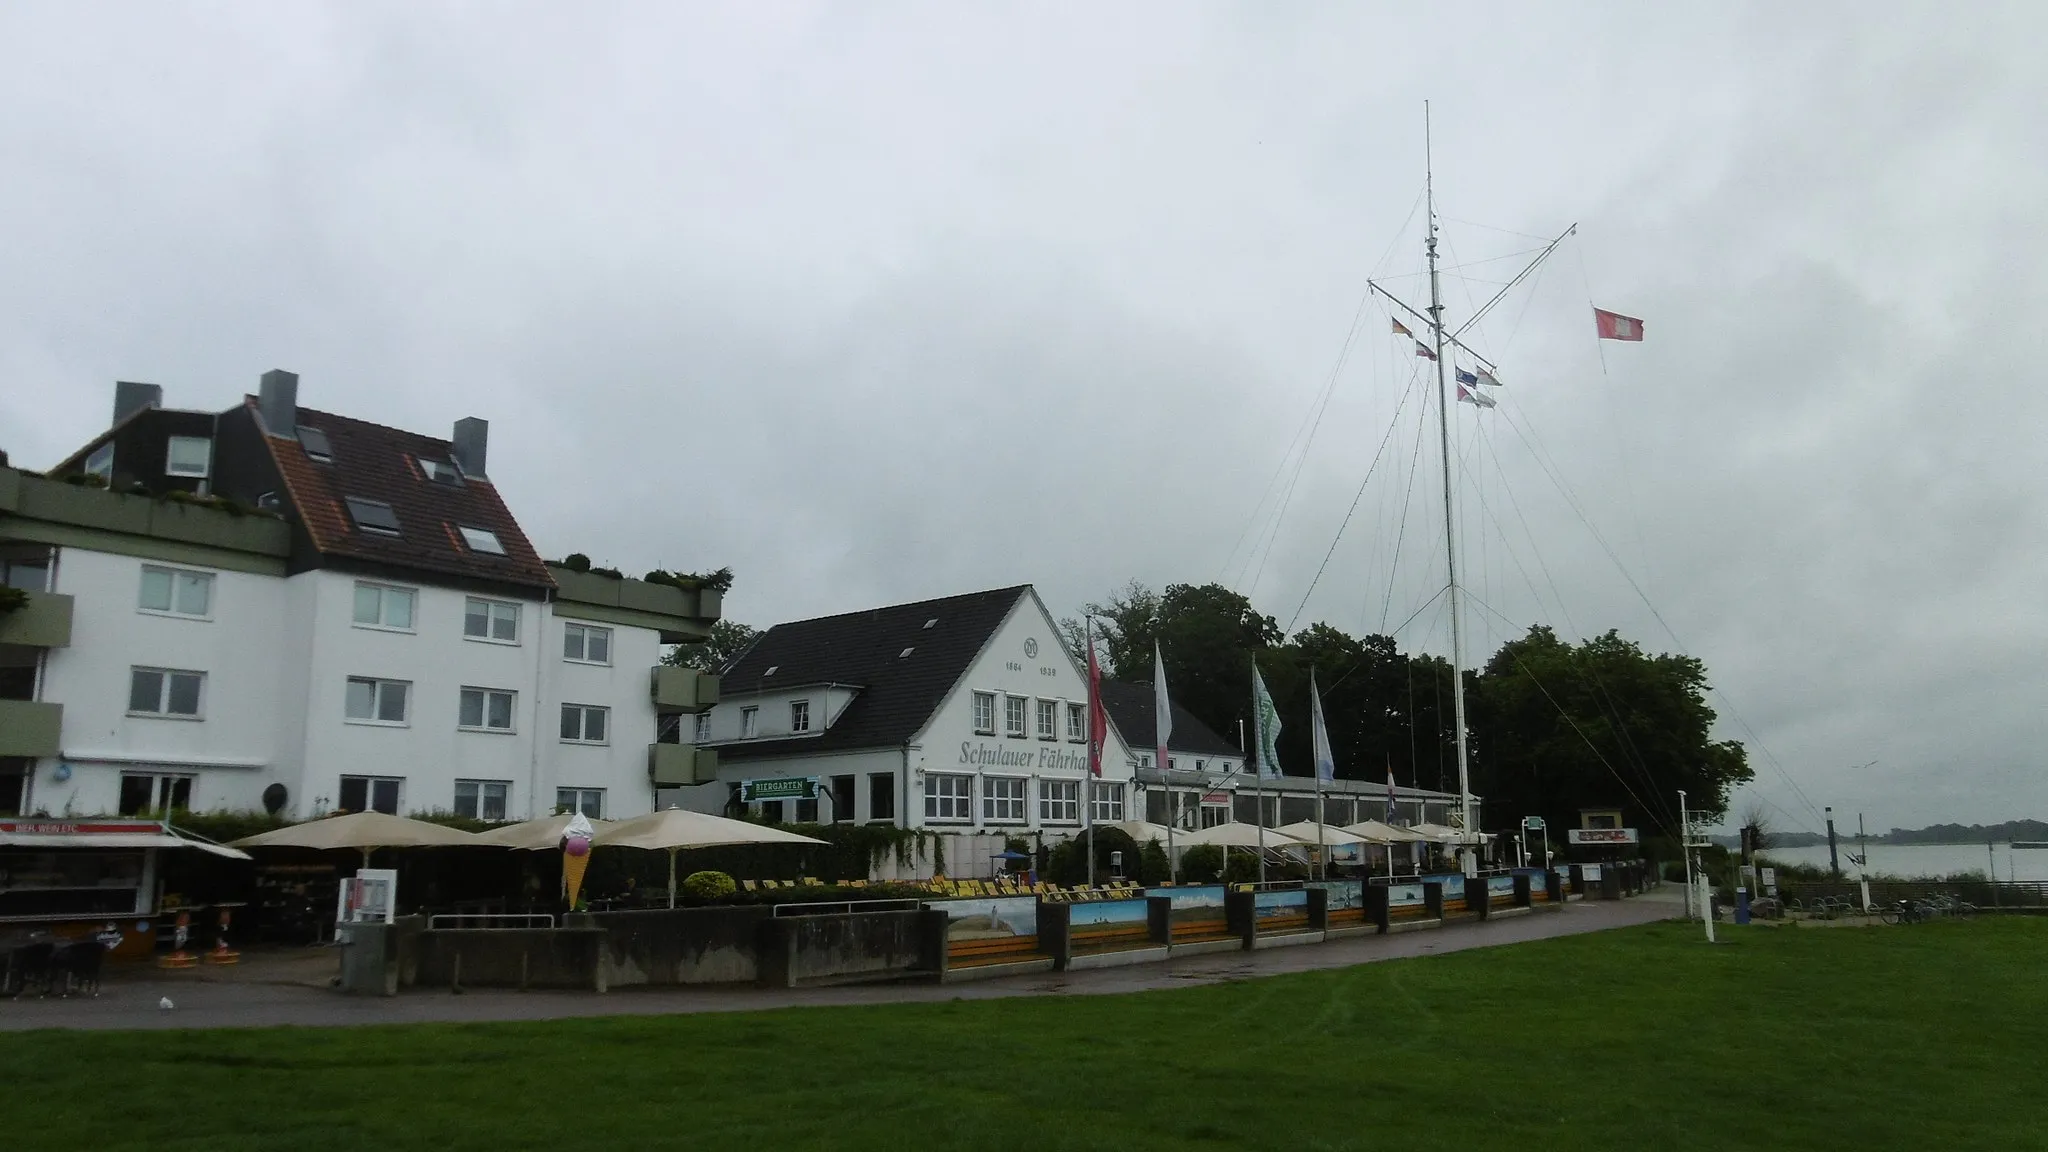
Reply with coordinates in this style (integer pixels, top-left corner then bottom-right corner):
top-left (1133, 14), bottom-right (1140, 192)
top-left (4, 2), bottom-right (2043, 831)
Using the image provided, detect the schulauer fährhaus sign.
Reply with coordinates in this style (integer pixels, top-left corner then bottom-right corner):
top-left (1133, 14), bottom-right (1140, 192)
top-left (1567, 828), bottom-right (1641, 845)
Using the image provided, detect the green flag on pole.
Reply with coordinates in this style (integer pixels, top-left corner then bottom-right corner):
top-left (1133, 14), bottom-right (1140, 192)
top-left (1253, 665), bottom-right (1283, 780)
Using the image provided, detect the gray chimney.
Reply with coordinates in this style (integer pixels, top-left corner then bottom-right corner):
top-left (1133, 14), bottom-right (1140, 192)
top-left (452, 417), bottom-right (489, 478)
top-left (112, 381), bottom-right (162, 426)
top-left (258, 370), bottom-right (299, 437)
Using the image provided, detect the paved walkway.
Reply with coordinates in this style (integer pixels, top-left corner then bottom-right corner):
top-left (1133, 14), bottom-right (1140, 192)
top-left (2, 891), bottom-right (1682, 1032)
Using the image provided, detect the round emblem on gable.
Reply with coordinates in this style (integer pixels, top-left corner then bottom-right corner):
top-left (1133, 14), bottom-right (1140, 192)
top-left (1023, 638), bottom-right (1039, 659)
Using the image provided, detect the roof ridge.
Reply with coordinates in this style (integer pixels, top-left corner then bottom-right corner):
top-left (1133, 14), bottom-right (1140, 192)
top-left (764, 584), bottom-right (1031, 631)
top-left (295, 405), bottom-right (457, 452)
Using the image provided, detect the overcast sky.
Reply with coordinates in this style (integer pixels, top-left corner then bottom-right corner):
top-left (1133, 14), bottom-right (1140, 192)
top-left (4, 3), bottom-right (2043, 832)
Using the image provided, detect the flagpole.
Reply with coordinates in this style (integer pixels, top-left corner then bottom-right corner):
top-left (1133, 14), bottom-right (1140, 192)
top-left (1252, 655), bottom-right (1267, 886)
top-left (1085, 616), bottom-right (1097, 890)
top-left (1424, 101), bottom-right (1476, 857)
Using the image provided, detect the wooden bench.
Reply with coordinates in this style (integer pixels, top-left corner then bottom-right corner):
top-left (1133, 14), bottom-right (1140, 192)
top-left (1389, 905), bottom-right (1432, 921)
top-left (1327, 907), bottom-right (1366, 928)
top-left (1260, 913), bottom-right (1311, 934)
top-left (948, 935), bottom-right (1041, 967)
top-left (1172, 917), bottom-right (1233, 943)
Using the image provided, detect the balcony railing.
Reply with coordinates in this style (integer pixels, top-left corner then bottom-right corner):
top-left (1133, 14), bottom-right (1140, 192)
top-left (650, 666), bottom-right (719, 712)
top-left (0, 699), bottom-right (62, 757)
top-left (648, 743), bottom-right (719, 787)
top-left (0, 590), bottom-right (73, 648)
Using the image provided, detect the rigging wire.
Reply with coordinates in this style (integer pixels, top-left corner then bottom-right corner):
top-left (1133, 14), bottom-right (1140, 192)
top-left (1284, 366), bottom-right (1423, 633)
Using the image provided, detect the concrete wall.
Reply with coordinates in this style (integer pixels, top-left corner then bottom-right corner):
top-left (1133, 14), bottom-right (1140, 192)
top-left (586, 906), bottom-right (770, 986)
top-left (412, 928), bottom-right (606, 991)
top-left (756, 908), bottom-right (930, 988)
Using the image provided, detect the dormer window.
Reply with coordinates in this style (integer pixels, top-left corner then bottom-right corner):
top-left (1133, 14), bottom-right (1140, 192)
top-left (458, 525), bottom-right (504, 554)
top-left (419, 458), bottom-right (462, 485)
top-left (344, 496), bottom-right (401, 536)
top-left (166, 436), bottom-right (212, 478)
top-left (297, 426), bottom-right (333, 463)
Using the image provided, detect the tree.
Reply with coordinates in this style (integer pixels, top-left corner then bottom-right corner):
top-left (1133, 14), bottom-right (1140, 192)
top-left (1467, 625), bottom-right (1751, 838)
top-left (1063, 581), bottom-right (1280, 757)
top-left (663, 619), bottom-right (760, 673)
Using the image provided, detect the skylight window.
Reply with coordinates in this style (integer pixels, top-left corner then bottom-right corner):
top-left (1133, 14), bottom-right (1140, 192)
top-left (298, 426), bottom-right (333, 463)
top-left (459, 525), bottom-right (505, 554)
top-left (345, 496), bottom-right (401, 536)
top-left (923, 618), bottom-right (938, 629)
top-left (899, 647), bottom-right (915, 658)
top-left (419, 458), bottom-right (462, 485)
top-left (764, 666), bottom-right (778, 677)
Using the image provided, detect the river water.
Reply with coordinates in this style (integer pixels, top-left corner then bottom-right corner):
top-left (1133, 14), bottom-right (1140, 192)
top-left (1760, 842), bottom-right (2048, 882)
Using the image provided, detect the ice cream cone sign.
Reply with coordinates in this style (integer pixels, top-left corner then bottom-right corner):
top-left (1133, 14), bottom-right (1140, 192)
top-left (561, 813), bottom-right (595, 910)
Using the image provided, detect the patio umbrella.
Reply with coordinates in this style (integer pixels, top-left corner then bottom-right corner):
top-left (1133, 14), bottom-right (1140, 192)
top-left (229, 811), bottom-right (481, 866)
top-left (1109, 819), bottom-right (1177, 846)
top-left (1410, 822), bottom-right (1486, 845)
top-left (471, 813), bottom-right (615, 850)
top-left (1176, 822), bottom-right (1306, 848)
top-left (594, 807), bottom-right (829, 907)
top-left (1273, 820), bottom-right (1369, 846)
top-left (1340, 819), bottom-right (1436, 844)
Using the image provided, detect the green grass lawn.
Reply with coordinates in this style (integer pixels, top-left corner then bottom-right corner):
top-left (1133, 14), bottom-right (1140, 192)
top-left (5, 919), bottom-right (2044, 1151)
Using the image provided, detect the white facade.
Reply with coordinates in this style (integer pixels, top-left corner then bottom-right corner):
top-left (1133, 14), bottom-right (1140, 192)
top-left (704, 589), bottom-right (1138, 839)
top-left (22, 545), bottom-right (673, 822)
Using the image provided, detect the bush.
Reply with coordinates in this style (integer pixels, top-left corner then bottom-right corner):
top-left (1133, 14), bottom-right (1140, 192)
top-left (1224, 852), bottom-right (1262, 885)
top-left (1179, 844), bottom-right (1225, 884)
top-left (1139, 839), bottom-right (1171, 886)
top-left (681, 870), bottom-right (736, 899)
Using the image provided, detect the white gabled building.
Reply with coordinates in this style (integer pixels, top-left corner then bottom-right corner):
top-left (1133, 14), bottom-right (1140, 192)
top-left (683, 585), bottom-right (1138, 844)
top-left (0, 372), bottom-right (721, 824)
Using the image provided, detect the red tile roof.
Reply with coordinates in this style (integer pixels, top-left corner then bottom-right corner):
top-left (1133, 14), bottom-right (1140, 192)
top-left (255, 399), bottom-right (554, 592)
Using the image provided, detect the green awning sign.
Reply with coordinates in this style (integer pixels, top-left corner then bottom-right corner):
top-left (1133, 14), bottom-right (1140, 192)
top-left (741, 777), bottom-right (816, 803)
top-left (1522, 816), bottom-right (1546, 829)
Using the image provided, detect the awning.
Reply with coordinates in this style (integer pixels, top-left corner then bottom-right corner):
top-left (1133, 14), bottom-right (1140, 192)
top-left (0, 829), bottom-right (252, 860)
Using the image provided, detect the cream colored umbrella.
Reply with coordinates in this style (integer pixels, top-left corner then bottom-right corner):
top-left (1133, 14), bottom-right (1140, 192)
top-left (1177, 821), bottom-right (1306, 848)
top-left (230, 811), bottom-right (481, 866)
top-left (1411, 822), bottom-right (1487, 845)
top-left (1273, 820), bottom-right (1370, 846)
top-left (472, 813), bottom-right (615, 850)
top-left (594, 807), bottom-right (829, 907)
top-left (1110, 819), bottom-right (1177, 846)
top-left (1341, 819), bottom-right (1436, 844)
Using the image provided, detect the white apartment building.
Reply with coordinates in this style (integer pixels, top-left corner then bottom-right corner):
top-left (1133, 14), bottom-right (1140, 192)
top-left (683, 585), bottom-right (1139, 840)
top-left (0, 372), bottom-right (720, 823)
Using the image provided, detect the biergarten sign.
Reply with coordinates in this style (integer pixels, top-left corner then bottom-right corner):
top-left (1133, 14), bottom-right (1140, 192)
top-left (739, 777), bottom-right (817, 803)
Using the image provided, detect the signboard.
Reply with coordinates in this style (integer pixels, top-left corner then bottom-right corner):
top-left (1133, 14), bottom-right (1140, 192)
top-left (740, 777), bottom-right (817, 803)
top-left (1567, 828), bottom-right (1640, 846)
top-left (1522, 816), bottom-right (1546, 830)
top-left (1760, 867), bottom-right (1777, 897)
top-left (1202, 792), bottom-right (1231, 805)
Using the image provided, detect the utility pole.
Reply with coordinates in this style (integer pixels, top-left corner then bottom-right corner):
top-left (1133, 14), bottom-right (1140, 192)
top-left (1825, 806), bottom-right (1840, 880)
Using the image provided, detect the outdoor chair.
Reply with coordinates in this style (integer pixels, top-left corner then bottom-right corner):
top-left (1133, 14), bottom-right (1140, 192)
top-left (51, 940), bottom-right (104, 997)
top-left (5, 942), bottom-right (56, 998)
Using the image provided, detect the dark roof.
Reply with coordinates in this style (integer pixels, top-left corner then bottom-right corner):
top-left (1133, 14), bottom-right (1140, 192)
top-left (258, 401), bottom-right (553, 591)
top-left (1097, 680), bottom-right (1242, 758)
top-left (717, 585), bottom-right (1031, 760)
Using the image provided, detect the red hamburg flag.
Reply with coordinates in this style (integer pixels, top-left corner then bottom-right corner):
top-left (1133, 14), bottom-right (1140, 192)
top-left (1593, 307), bottom-right (1645, 341)
top-left (1086, 618), bottom-right (1107, 777)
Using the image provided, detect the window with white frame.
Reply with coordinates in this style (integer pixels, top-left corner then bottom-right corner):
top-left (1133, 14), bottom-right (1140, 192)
top-left (165, 436), bottom-right (212, 478)
top-left (345, 676), bottom-right (410, 724)
top-left (1035, 699), bottom-right (1056, 740)
top-left (1066, 702), bottom-right (1085, 742)
top-left (563, 623), bottom-right (611, 664)
top-left (559, 703), bottom-right (608, 744)
top-left (1090, 782), bottom-right (1127, 822)
top-left (463, 597), bottom-right (520, 643)
top-left (418, 457), bottom-right (462, 485)
top-left (118, 772), bottom-right (192, 815)
top-left (972, 691), bottom-right (995, 735)
top-left (790, 699), bottom-right (811, 733)
top-left (339, 775), bottom-right (402, 815)
top-left (924, 773), bottom-right (973, 822)
top-left (1004, 695), bottom-right (1027, 738)
top-left (1039, 778), bottom-right (1080, 823)
top-left (138, 565), bottom-right (213, 618)
top-left (982, 776), bottom-right (1027, 823)
top-left (459, 687), bottom-right (517, 732)
top-left (693, 713), bottom-right (712, 743)
top-left (557, 788), bottom-right (604, 818)
top-left (1201, 802), bottom-right (1231, 829)
top-left (452, 779), bottom-right (511, 820)
top-left (352, 582), bottom-right (415, 631)
top-left (741, 706), bottom-right (758, 738)
top-left (128, 668), bottom-right (203, 718)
